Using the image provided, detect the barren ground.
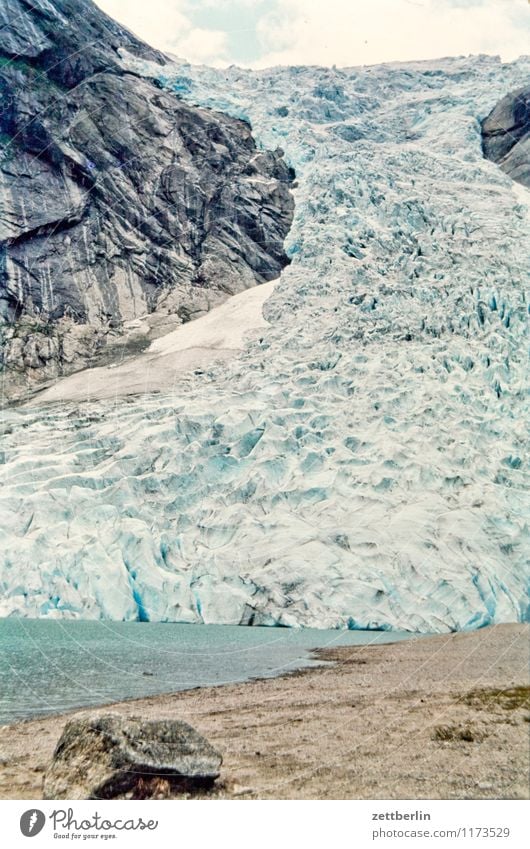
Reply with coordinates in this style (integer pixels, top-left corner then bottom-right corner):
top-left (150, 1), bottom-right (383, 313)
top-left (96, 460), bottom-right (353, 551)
top-left (0, 624), bottom-right (528, 800)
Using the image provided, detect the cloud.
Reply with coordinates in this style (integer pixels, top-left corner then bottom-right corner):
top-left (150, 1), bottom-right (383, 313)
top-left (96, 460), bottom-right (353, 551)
top-left (191, 0), bottom-right (265, 7)
top-left (95, 0), bottom-right (228, 65)
top-left (95, 0), bottom-right (530, 68)
top-left (97, 0), bottom-right (189, 48)
top-left (252, 0), bottom-right (530, 68)
top-left (175, 28), bottom-right (229, 63)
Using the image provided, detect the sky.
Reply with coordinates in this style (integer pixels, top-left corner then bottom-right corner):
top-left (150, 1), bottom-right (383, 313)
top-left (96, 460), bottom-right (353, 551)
top-left (96, 0), bottom-right (530, 68)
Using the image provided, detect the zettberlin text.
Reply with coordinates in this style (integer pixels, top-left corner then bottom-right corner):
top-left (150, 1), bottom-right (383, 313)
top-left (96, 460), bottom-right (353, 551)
top-left (372, 811), bottom-right (431, 821)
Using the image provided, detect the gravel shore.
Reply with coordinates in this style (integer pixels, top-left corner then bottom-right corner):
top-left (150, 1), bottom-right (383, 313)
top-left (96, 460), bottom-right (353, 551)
top-left (0, 623), bottom-right (528, 800)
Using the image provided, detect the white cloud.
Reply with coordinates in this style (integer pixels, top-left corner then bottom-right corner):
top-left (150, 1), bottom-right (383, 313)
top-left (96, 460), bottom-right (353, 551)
top-left (97, 0), bottom-right (190, 49)
top-left (252, 0), bottom-right (530, 68)
top-left (95, 0), bottom-right (530, 68)
top-left (192, 0), bottom-right (264, 7)
top-left (176, 28), bottom-right (229, 64)
top-left (96, 0), bottom-right (228, 65)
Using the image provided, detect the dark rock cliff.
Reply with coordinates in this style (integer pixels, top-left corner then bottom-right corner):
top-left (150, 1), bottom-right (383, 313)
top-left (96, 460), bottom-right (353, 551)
top-left (482, 85), bottom-right (530, 188)
top-left (0, 0), bottom-right (294, 397)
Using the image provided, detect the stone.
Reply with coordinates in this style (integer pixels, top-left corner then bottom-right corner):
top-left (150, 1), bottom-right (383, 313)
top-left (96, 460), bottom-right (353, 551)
top-left (43, 713), bottom-right (223, 799)
top-left (482, 85), bottom-right (530, 188)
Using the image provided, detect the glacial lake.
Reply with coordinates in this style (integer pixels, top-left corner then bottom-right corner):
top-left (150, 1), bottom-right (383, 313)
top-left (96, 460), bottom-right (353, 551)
top-left (0, 619), bottom-right (417, 724)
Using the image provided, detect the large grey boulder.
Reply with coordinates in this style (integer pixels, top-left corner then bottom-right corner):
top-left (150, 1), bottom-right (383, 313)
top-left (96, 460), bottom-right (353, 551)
top-left (482, 86), bottom-right (530, 188)
top-left (43, 714), bottom-right (223, 799)
top-left (0, 0), bottom-right (294, 399)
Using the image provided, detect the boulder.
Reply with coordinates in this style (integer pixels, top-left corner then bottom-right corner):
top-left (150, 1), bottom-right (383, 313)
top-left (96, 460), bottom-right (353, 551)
top-left (43, 713), bottom-right (222, 799)
top-left (482, 86), bottom-right (530, 188)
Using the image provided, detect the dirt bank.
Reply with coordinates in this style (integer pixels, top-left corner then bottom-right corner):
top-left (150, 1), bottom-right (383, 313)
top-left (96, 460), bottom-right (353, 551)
top-left (0, 624), bottom-right (528, 799)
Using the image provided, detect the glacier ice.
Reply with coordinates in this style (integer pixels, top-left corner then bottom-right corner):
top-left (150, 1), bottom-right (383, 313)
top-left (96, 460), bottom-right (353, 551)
top-left (0, 54), bottom-right (529, 632)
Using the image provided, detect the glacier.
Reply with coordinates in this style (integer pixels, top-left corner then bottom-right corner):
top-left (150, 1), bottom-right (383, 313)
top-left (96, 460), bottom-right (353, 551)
top-left (0, 53), bottom-right (529, 631)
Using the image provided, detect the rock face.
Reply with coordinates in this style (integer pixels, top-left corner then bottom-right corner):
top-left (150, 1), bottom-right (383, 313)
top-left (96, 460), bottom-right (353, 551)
top-left (0, 0), bottom-right (294, 398)
top-left (43, 714), bottom-right (223, 799)
top-left (482, 86), bottom-right (530, 187)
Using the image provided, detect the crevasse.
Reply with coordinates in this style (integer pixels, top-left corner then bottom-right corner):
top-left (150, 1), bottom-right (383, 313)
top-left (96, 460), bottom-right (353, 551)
top-left (0, 54), bottom-right (529, 631)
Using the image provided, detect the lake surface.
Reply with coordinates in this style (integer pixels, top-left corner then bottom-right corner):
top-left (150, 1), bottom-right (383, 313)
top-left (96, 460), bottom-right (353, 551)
top-left (0, 619), bottom-right (417, 724)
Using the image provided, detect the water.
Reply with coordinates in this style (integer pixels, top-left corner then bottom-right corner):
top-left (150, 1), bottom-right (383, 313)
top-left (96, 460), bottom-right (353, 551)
top-left (0, 619), bottom-right (417, 725)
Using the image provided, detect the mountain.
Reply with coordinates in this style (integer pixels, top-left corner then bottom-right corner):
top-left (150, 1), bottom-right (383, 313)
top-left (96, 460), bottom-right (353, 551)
top-left (482, 85), bottom-right (530, 187)
top-left (0, 0), bottom-right (294, 398)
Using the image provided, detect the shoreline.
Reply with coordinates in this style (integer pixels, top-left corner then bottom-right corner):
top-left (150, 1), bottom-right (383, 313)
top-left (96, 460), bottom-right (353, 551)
top-left (0, 623), bottom-right (528, 800)
top-left (0, 620), bottom-right (417, 727)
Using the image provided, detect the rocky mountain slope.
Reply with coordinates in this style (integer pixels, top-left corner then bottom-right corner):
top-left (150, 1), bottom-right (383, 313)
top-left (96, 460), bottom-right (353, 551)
top-left (1, 47), bottom-right (528, 631)
top-left (0, 0), bottom-right (294, 398)
top-left (482, 85), bottom-right (530, 187)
